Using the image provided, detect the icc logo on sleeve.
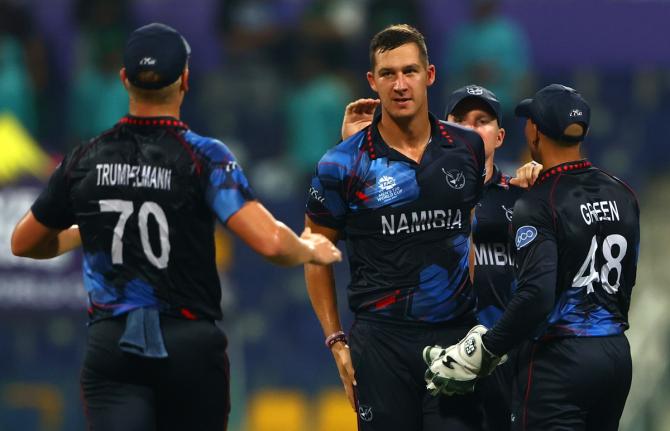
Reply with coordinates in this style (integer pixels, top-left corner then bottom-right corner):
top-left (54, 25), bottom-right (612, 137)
top-left (515, 226), bottom-right (537, 249)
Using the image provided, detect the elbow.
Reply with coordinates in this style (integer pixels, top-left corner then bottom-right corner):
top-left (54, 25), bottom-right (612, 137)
top-left (10, 235), bottom-right (32, 258)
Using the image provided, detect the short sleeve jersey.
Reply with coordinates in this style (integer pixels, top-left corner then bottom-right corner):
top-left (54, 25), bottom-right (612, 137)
top-left (306, 114), bottom-right (485, 323)
top-left (31, 116), bottom-right (255, 322)
top-left (511, 160), bottom-right (640, 338)
top-left (472, 166), bottom-right (525, 327)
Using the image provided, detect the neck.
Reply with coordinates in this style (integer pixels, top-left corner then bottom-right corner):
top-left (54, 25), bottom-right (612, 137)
top-left (128, 100), bottom-right (181, 119)
top-left (484, 156), bottom-right (495, 183)
top-left (378, 108), bottom-right (432, 151)
top-left (539, 141), bottom-right (583, 171)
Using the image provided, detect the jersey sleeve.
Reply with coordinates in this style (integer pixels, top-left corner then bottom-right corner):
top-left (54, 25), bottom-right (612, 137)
top-left (305, 149), bottom-right (348, 230)
top-left (461, 126), bottom-right (486, 203)
top-left (483, 193), bottom-right (558, 355)
top-left (31, 154), bottom-right (77, 229)
top-left (202, 139), bottom-right (256, 224)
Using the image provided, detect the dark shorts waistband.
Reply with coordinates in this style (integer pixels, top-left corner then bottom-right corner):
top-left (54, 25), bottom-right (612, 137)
top-left (355, 311), bottom-right (477, 329)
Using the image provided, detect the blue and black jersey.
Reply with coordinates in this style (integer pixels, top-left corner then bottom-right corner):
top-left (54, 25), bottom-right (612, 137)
top-left (472, 166), bottom-right (525, 327)
top-left (306, 113), bottom-right (485, 323)
top-left (484, 160), bottom-right (640, 355)
top-left (31, 116), bottom-right (255, 322)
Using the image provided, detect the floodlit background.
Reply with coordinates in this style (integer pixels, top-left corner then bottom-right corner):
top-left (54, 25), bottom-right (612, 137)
top-left (0, 0), bottom-right (669, 429)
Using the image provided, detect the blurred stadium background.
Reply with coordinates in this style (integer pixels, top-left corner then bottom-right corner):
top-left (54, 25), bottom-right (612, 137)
top-left (0, 0), bottom-right (669, 429)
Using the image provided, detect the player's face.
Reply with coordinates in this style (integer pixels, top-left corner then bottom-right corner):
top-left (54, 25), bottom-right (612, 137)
top-left (448, 103), bottom-right (503, 161)
top-left (367, 43), bottom-right (435, 121)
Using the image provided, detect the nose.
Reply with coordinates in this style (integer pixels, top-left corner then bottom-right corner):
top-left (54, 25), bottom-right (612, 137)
top-left (393, 73), bottom-right (408, 92)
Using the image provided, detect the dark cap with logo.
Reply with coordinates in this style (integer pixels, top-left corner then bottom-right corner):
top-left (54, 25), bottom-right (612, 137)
top-left (123, 23), bottom-right (191, 90)
top-left (515, 84), bottom-right (590, 143)
top-left (444, 85), bottom-right (502, 125)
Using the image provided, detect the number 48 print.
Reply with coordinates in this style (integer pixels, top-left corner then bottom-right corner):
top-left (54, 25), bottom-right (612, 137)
top-left (572, 234), bottom-right (627, 294)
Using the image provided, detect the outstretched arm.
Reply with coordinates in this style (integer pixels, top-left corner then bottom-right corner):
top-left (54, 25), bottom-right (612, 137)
top-left (227, 201), bottom-right (341, 267)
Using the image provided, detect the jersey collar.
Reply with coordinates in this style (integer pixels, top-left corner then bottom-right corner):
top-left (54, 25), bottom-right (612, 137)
top-left (537, 159), bottom-right (592, 184)
top-left (363, 112), bottom-right (454, 161)
top-left (485, 164), bottom-right (504, 188)
top-left (117, 115), bottom-right (189, 130)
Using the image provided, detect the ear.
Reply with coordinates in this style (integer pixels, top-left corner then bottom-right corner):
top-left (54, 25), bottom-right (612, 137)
top-left (495, 127), bottom-right (505, 150)
top-left (366, 71), bottom-right (377, 93)
top-left (119, 68), bottom-right (129, 88)
top-left (426, 64), bottom-right (436, 87)
top-left (180, 68), bottom-right (190, 92)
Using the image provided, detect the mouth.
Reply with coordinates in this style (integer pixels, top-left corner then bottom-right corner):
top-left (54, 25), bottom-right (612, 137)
top-left (392, 97), bottom-right (412, 106)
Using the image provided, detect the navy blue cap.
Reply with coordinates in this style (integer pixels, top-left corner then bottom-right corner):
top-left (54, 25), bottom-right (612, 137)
top-left (444, 85), bottom-right (502, 125)
top-left (123, 23), bottom-right (191, 90)
top-left (515, 84), bottom-right (590, 143)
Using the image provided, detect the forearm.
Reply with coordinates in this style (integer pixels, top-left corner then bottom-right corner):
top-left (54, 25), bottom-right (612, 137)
top-left (264, 221), bottom-right (314, 266)
top-left (305, 263), bottom-right (343, 336)
top-left (13, 226), bottom-right (81, 259)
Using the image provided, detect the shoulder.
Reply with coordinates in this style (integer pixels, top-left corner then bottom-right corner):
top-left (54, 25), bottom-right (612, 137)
top-left (440, 120), bottom-right (483, 146)
top-left (316, 129), bottom-right (366, 177)
top-left (512, 184), bottom-right (552, 225)
top-left (182, 130), bottom-right (236, 163)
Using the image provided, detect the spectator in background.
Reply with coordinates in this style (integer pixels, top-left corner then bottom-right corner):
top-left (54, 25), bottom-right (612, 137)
top-left (444, 0), bottom-right (530, 116)
top-left (365, 0), bottom-right (419, 37)
top-left (0, 0), bottom-right (47, 135)
top-left (69, 0), bottom-right (129, 146)
top-left (285, 38), bottom-right (353, 183)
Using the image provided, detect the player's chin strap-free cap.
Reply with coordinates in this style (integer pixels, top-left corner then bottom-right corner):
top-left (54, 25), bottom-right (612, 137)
top-left (515, 83), bottom-right (590, 143)
top-left (123, 22), bottom-right (191, 90)
top-left (444, 84), bottom-right (502, 126)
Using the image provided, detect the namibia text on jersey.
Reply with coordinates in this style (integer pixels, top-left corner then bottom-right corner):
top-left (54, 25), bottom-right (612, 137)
top-left (381, 209), bottom-right (462, 235)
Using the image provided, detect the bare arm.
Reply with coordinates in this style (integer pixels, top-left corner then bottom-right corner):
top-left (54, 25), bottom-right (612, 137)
top-left (227, 201), bottom-right (341, 267)
top-left (11, 210), bottom-right (81, 259)
top-left (304, 216), bottom-right (356, 410)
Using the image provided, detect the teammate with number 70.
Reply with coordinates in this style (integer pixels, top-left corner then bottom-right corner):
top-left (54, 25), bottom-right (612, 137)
top-left (424, 84), bottom-right (640, 431)
top-left (10, 23), bottom-right (341, 431)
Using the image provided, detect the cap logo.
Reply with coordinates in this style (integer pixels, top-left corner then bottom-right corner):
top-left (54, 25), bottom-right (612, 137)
top-left (569, 109), bottom-right (583, 117)
top-left (466, 86), bottom-right (483, 95)
top-left (139, 57), bottom-right (156, 66)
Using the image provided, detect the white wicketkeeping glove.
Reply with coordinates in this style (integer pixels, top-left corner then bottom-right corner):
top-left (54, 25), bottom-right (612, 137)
top-left (423, 325), bottom-right (507, 396)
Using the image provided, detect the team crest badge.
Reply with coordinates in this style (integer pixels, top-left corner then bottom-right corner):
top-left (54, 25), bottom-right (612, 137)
top-left (442, 168), bottom-right (466, 189)
top-left (358, 405), bottom-right (374, 422)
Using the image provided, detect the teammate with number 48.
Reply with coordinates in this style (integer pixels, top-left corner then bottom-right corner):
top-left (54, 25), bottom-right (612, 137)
top-left (424, 84), bottom-right (640, 431)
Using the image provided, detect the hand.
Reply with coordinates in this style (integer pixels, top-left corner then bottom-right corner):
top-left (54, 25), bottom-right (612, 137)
top-left (331, 341), bottom-right (357, 410)
top-left (341, 98), bottom-right (379, 140)
top-left (301, 227), bottom-right (342, 265)
top-left (509, 161), bottom-right (543, 188)
top-left (422, 325), bottom-right (506, 396)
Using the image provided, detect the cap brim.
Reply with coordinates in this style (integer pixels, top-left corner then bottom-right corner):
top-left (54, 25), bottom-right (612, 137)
top-left (444, 94), bottom-right (469, 120)
top-left (514, 99), bottom-right (533, 118)
top-left (445, 94), bottom-right (500, 123)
